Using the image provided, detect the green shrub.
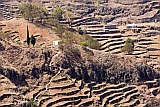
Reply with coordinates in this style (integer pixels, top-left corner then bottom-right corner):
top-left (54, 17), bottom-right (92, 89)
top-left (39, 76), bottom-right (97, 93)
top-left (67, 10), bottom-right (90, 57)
top-left (80, 42), bottom-right (88, 46)
top-left (16, 41), bottom-right (22, 45)
top-left (121, 30), bottom-right (125, 33)
top-left (66, 6), bottom-right (71, 11)
top-left (121, 38), bottom-right (134, 54)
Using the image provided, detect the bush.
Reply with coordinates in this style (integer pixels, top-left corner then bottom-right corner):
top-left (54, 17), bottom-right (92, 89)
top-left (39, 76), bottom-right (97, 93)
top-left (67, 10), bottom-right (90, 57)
top-left (79, 34), bottom-right (100, 50)
top-left (80, 42), bottom-right (88, 46)
top-left (121, 38), bottom-right (134, 54)
top-left (66, 6), bottom-right (71, 11)
top-left (121, 30), bottom-right (125, 33)
top-left (52, 8), bottom-right (64, 21)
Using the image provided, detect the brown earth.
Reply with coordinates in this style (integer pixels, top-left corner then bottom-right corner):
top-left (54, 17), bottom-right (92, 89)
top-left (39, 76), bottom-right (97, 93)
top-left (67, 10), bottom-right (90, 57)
top-left (1, 18), bottom-right (60, 46)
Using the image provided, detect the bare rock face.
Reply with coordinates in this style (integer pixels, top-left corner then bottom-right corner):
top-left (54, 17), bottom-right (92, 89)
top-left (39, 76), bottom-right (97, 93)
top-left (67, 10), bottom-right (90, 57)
top-left (97, 2), bottom-right (152, 16)
top-left (53, 46), bottom-right (159, 84)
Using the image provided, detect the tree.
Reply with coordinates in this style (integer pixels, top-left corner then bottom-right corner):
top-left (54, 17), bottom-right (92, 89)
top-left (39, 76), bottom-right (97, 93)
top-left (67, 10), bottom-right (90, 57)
top-left (121, 38), bottom-right (134, 54)
top-left (52, 8), bottom-right (64, 21)
top-left (19, 3), bottom-right (47, 23)
top-left (30, 35), bottom-right (36, 47)
top-left (26, 25), bottom-right (30, 47)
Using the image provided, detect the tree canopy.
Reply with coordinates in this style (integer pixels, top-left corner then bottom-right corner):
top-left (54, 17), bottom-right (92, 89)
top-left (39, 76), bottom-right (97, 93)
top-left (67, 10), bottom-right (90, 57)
top-left (52, 8), bottom-right (64, 21)
top-left (19, 3), bottom-right (47, 22)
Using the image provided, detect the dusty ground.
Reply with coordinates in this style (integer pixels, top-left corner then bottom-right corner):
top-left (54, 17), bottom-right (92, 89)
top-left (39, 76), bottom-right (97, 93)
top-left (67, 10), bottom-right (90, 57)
top-left (1, 18), bottom-right (60, 47)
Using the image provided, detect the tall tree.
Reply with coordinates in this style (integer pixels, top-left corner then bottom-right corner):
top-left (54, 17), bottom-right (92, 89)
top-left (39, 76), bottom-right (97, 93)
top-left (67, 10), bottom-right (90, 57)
top-left (30, 35), bottom-right (36, 47)
top-left (27, 25), bottom-right (30, 47)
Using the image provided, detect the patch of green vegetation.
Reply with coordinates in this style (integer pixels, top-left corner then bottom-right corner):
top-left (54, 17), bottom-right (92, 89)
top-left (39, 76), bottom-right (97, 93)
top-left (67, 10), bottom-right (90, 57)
top-left (66, 6), bottom-right (71, 12)
top-left (131, 97), bottom-right (135, 101)
top-left (52, 8), bottom-right (64, 21)
top-left (121, 38), bottom-right (134, 54)
top-left (27, 98), bottom-right (37, 107)
top-left (80, 41), bottom-right (88, 46)
top-left (55, 21), bottom-right (100, 50)
top-left (121, 29), bottom-right (125, 34)
top-left (19, 2), bottom-right (47, 23)
top-left (114, 104), bottom-right (119, 107)
top-left (16, 41), bottom-right (22, 45)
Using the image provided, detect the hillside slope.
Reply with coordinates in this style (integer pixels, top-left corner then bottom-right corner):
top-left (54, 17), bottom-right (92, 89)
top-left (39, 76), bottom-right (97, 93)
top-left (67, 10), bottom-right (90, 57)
top-left (0, 37), bottom-right (160, 106)
top-left (0, 37), bottom-right (159, 85)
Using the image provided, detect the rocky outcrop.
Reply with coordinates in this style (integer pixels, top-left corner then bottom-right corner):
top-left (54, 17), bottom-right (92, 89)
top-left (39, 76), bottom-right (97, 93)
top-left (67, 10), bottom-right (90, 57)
top-left (0, 68), bottom-right (27, 86)
top-left (109, 0), bottom-right (151, 5)
top-left (97, 3), bottom-right (152, 17)
top-left (56, 46), bottom-right (159, 84)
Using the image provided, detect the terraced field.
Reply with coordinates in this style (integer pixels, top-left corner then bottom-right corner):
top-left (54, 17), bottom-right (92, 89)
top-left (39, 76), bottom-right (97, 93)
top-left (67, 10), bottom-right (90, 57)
top-left (91, 27), bottom-right (160, 61)
top-left (0, 74), bottom-right (26, 106)
top-left (24, 73), bottom-right (160, 107)
top-left (62, 0), bottom-right (160, 62)
top-left (69, 16), bottom-right (160, 63)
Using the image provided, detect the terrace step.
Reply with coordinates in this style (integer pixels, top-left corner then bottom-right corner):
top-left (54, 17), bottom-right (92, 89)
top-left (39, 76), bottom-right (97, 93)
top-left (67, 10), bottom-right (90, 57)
top-left (92, 82), bottom-right (106, 90)
top-left (52, 99), bottom-right (81, 107)
top-left (37, 96), bottom-right (52, 107)
top-left (93, 83), bottom-right (126, 95)
top-left (90, 33), bottom-right (122, 39)
top-left (119, 99), bottom-right (140, 107)
top-left (47, 87), bottom-right (80, 96)
top-left (52, 76), bottom-right (67, 83)
top-left (0, 103), bottom-right (14, 107)
top-left (0, 92), bottom-right (19, 101)
top-left (100, 38), bottom-right (124, 46)
top-left (123, 88), bottom-right (138, 98)
top-left (104, 44), bottom-right (124, 52)
top-left (109, 94), bottom-right (124, 104)
top-left (42, 94), bottom-right (88, 107)
top-left (138, 41), bottom-right (155, 45)
top-left (119, 92), bottom-right (140, 104)
top-left (132, 51), bottom-right (147, 55)
top-left (102, 92), bottom-right (124, 107)
top-left (49, 82), bottom-right (75, 90)
top-left (25, 87), bottom-right (45, 99)
top-left (99, 86), bottom-right (134, 100)
top-left (109, 48), bottom-right (122, 54)
top-left (101, 40), bottom-right (125, 50)
top-left (77, 98), bottom-right (94, 107)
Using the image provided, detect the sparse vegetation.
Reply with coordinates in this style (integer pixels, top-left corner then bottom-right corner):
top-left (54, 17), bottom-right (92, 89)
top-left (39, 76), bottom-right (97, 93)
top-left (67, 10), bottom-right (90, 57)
top-left (27, 98), bottom-right (37, 107)
top-left (52, 8), bottom-right (64, 21)
top-left (58, 28), bottom-right (100, 50)
top-left (66, 6), bottom-right (72, 12)
top-left (55, 22), bottom-right (65, 37)
top-left (121, 29), bottom-right (125, 33)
